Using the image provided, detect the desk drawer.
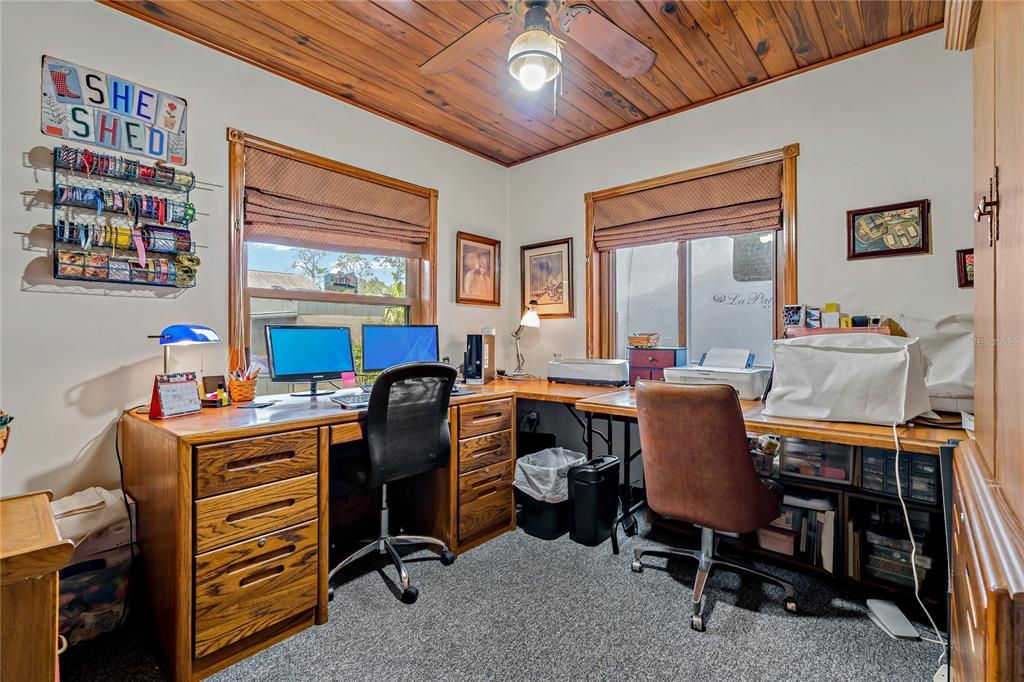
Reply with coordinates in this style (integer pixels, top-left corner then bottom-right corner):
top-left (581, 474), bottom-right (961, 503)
top-left (458, 461), bottom-right (513, 543)
top-left (458, 459), bottom-right (514, 505)
top-left (195, 430), bottom-right (318, 498)
top-left (458, 430), bottom-right (512, 475)
top-left (459, 399), bottom-right (513, 439)
top-left (193, 519), bottom-right (318, 658)
top-left (628, 349), bottom-right (677, 370)
top-left (194, 474), bottom-right (318, 554)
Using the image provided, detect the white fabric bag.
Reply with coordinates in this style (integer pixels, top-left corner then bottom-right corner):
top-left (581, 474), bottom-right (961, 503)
top-left (899, 313), bottom-right (974, 400)
top-left (763, 334), bottom-right (932, 425)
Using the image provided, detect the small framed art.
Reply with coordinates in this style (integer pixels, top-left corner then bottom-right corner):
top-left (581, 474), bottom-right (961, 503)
top-left (456, 231), bottom-right (500, 306)
top-left (956, 248), bottom-right (974, 288)
top-left (847, 199), bottom-right (930, 260)
top-left (521, 238), bottom-right (573, 318)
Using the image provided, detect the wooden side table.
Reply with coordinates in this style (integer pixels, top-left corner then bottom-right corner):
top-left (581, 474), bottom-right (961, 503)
top-left (1, 491), bottom-right (75, 681)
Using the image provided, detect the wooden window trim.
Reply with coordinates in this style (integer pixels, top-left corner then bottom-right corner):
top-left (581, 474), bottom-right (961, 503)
top-left (227, 128), bottom-right (438, 370)
top-left (585, 144), bottom-right (798, 358)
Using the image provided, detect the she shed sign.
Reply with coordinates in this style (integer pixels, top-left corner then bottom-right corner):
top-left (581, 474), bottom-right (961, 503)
top-left (41, 55), bottom-right (188, 165)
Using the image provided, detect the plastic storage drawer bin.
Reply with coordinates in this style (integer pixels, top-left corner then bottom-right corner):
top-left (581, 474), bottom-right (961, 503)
top-left (860, 448), bottom-right (939, 504)
top-left (780, 438), bottom-right (854, 484)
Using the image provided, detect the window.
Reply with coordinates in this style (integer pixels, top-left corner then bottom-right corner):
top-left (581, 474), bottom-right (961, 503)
top-left (587, 146), bottom-right (798, 362)
top-left (613, 233), bottom-right (775, 364)
top-left (228, 130), bottom-right (437, 394)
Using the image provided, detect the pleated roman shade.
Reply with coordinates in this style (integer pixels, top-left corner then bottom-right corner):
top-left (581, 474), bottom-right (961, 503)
top-left (243, 147), bottom-right (431, 258)
top-left (592, 162), bottom-right (783, 252)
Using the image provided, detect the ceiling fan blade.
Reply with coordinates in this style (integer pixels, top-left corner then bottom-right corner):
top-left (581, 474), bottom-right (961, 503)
top-left (420, 12), bottom-right (514, 76)
top-left (558, 4), bottom-right (656, 79)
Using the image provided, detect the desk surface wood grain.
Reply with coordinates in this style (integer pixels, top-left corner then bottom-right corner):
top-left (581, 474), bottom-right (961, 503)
top-left (125, 379), bottom-right (612, 444)
top-left (574, 388), bottom-right (967, 455)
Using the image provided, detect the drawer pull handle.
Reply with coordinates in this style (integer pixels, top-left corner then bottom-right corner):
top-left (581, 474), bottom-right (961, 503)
top-left (226, 498), bottom-right (294, 523)
top-left (227, 545), bottom-right (296, 575)
top-left (226, 451), bottom-right (296, 471)
top-left (471, 474), bottom-right (501, 488)
top-left (475, 486), bottom-right (498, 499)
top-left (472, 413), bottom-right (502, 422)
top-left (470, 446), bottom-right (502, 459)
top-left (238, 565), bottom-right (285, 588)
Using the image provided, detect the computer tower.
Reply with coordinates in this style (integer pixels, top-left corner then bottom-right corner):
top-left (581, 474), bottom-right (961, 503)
top-left (464, 333), bottom-right (495, 385)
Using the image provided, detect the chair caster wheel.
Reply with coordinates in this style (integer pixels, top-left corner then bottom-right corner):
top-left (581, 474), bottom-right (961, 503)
top-left (440, 550), bottom-right (456, 566)
top-left (630, 560), bottom-right (643, 573)
top-left (784, 597), bottom-right (797, 614)
top-left (690, 614), bottom-right (704, 632)
top-left (400, 586), bottom-right (419, 604)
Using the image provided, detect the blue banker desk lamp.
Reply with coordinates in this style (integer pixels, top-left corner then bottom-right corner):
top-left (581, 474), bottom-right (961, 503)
top-left (149, 324), bottom-right (221, 373)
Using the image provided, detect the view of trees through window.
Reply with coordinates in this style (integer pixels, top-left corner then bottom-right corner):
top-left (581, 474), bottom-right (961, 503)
top-left (246, 243), bottom-right (411, 393)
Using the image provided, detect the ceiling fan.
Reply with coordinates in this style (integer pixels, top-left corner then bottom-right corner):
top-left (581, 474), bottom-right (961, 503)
top-left (420, 0), bottom-right (656, 93)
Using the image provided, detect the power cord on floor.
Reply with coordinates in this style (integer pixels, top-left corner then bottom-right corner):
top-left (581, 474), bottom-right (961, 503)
top-left (891, 423), bottom-right (947, 664)
top-left (114, 407), bottom-right (144, 629)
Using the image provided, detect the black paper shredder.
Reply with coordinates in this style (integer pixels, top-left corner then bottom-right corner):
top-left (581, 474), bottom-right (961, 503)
top-left (567, 456), bottom-right (620, 546)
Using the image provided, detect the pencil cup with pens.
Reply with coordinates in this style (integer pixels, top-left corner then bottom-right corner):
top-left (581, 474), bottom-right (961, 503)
top-left (229, 365), bottom-right (260, 403)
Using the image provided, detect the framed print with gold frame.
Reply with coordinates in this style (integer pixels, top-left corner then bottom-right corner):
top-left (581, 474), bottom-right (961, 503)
top-left (456, 231), bottom-right (500, 306)
top-left (520, 238), bottom-right (573, 318)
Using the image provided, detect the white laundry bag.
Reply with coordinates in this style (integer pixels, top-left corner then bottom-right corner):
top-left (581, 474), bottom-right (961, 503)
top-left (763, 334), bottom-right (932, 425)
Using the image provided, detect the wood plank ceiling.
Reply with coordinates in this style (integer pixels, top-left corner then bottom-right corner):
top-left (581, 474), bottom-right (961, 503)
top-left (102, 1), bottom-right (945, 166)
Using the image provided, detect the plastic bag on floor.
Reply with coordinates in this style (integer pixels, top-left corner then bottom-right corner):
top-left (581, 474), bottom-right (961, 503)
top-left (514, 447), bottom-right (587, 503)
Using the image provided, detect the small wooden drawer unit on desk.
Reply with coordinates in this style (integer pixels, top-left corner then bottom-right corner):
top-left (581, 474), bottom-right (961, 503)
top-left (628, 347), bottom-right (687, 384)
top-left (121, 415), bottom-right (331, 682)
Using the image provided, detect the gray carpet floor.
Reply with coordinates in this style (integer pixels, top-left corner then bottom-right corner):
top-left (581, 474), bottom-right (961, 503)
top-left (61, 528), bottom-right (944, 681)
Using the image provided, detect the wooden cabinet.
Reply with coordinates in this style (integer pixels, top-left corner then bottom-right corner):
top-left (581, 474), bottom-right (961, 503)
top-left (0, 492), bottom-right (74, 682)
top-left (121, 418), bottom-right (328, 682)
top-left (452, 399), bottom-right (516, 551)
top-left (949, 442), bottom-right (1024, 681)
top-left (948, 3), bottom-right (1024, 678)
top-left (627, 347), bottom-right (686, 385)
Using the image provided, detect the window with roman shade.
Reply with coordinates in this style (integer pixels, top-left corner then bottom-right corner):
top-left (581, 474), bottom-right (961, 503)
top-left (227, 129), bottom-right (437, 390)
top-left (243, 147), bottom-right (432, 259)
top-left (585, 145), bottom-right (798, 360)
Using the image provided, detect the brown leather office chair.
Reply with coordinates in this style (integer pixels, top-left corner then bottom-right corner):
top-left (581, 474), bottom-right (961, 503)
top-left (631, 381), bottom-right (797, 631)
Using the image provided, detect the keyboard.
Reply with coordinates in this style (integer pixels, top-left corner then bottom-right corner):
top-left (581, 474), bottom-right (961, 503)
top-left (331, 393), bottom-right (369, 409)
top-left (358, 383), bottom-right (474, 396)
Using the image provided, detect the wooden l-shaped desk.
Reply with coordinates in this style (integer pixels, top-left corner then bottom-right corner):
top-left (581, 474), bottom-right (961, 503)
top-left (121, 378), bottom-right (965, 681)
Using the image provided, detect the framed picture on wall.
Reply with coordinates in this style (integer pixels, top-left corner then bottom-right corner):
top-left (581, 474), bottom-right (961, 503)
top-left (956, 248), bottom-right (974, 288)
top-left (521, 238), bottom-right (573, 318)
top-left (846, 199), bottom-right (930, 260)
top-left (456, 231), bottom-right (500, 306)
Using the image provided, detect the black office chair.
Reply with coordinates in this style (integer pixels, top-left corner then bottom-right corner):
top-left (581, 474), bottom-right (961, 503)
top-left (327, 362), bottom-right (457, 603)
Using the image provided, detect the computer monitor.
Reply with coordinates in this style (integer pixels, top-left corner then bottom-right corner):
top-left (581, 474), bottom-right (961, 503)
top-left (265, 325), bottom-right (354, 397)
top-left (361, 325), bottom-right (440, 372)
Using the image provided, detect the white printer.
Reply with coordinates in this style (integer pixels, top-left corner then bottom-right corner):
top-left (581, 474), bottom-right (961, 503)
top-left (547, 358), bottom-right (629, 386)
top-left (662, 347), bottom-right (770, 400)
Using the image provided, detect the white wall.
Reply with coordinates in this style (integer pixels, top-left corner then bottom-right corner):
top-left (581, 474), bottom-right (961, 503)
top-left (0, 0), bottom-right (509, 496)
top-left (506, 31), bottom-right (974, 375)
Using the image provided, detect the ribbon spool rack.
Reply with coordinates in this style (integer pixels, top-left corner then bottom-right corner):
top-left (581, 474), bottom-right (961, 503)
top-left (51, 145), bottom-right (200, 289)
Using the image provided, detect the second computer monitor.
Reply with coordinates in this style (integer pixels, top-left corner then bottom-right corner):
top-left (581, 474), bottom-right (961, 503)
top-left (361, 325), bottom-right (439, 372)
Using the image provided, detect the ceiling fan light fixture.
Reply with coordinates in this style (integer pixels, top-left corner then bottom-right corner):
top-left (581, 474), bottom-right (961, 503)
top-left (508, 28), bottom-right (561, 91)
